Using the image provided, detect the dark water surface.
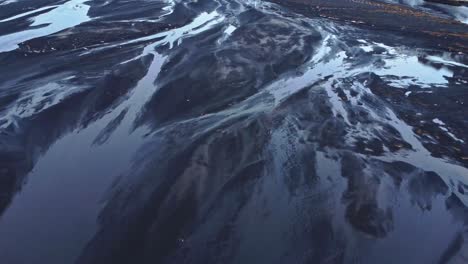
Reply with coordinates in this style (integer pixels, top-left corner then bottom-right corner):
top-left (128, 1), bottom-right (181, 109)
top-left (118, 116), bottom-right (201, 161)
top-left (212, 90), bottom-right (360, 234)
top-left (0, 0), bottom-right (467, 263)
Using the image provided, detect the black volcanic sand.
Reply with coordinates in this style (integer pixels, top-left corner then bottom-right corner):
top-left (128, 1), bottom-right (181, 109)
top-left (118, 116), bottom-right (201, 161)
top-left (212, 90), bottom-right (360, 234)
top-left (267, 0), bottom-right (468, 52)
top-left (0, 0), bottom-right (467, 263)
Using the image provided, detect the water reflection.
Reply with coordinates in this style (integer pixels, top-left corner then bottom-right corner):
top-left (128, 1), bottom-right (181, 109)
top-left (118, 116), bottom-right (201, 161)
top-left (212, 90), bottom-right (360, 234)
top-left (0, 0), bottom-right (467, 263)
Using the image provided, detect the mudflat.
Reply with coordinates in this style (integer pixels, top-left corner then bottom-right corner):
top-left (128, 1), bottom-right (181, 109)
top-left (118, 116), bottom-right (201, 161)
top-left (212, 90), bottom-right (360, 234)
top-left (0, 0), bottom-right (467, 263)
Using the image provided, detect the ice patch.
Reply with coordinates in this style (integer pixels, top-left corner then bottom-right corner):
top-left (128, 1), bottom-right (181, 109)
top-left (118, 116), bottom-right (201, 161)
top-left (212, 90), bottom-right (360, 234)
top-left (426, 55), bottom-right (468, 69)
top-left (224, 24), bottom-right (237, 35)
top-left (432, 118), bottom-right (445, 126)
top-left (361, 45), bottom-right (374, 52)
top-left (0, 0), bottom-right (17, 5)
top-left (218, 24), bottom-right (237, 44)
top-left (433, 118), bottom-right (464, 143)
top-left (0, 6), bottom-right (59, 23)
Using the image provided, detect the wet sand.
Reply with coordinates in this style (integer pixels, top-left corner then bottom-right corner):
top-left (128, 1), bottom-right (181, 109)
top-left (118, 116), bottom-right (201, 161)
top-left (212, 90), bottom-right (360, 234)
top-left (0, 0), bottom-right (467, 263)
